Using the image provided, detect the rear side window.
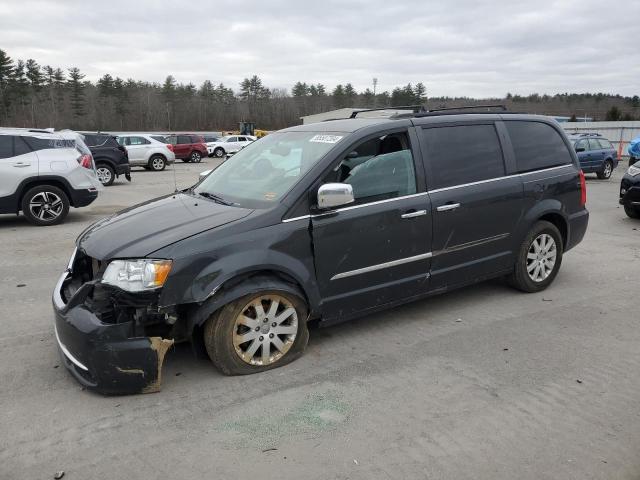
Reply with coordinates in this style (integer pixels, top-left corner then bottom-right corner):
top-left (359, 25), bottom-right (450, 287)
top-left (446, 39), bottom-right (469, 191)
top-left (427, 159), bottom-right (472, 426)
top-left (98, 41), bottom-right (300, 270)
top-left (14, 136), bottom-right (31, 156)
top-left (587, 138), bottom-right (601, 151)
top-left (422, 124), bottom-right (505, 189)
top-left (151, 135), bottom-right (168, 143)
top-left (128, 136), bottom-right (150, 145)
top-left (597, 138), bottom-right (613, 149)
top-left (505, 121), bottom-right (573, 173)
top-left (177, 135), bottom-right (190, 144)
top-left (0, 135), bottom-right (12, 158)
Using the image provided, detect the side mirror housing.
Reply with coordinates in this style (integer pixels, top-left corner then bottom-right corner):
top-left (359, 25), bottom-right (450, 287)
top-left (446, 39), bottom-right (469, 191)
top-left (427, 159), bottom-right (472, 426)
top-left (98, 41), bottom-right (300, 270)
top-left (575, 147), bottom-right (585, 153)
top-left (317, 183), bottom-right (354, 209)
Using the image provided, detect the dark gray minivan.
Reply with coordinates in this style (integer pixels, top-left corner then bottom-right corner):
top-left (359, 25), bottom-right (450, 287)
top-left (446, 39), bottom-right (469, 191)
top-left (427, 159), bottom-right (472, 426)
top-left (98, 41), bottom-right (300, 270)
top-left (53, 110), bottom-right (589, 394)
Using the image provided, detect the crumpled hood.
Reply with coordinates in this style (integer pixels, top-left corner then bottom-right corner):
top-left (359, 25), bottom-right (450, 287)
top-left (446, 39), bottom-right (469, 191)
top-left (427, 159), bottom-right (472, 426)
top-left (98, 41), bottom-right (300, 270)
top-left (77, 192), bottom-right (253, 260)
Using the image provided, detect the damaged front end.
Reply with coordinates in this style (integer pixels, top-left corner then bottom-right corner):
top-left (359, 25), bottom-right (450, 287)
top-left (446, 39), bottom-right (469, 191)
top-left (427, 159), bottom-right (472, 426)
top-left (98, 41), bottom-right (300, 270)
top-left (52, 249), bottom-right (177, 395)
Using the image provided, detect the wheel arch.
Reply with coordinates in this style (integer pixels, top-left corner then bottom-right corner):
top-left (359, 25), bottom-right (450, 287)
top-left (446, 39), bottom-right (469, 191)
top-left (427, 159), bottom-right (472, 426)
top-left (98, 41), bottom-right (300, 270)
top-left (93, 157), bottom-right (116, 168)
top-left (537, 212), bottom-right (568, 250)
top-left (519, 199), bottom-right (569, 252)
top-left (186, 270), bottom-right (311, 354)
top-left (17, 177), bottom-right (75, 210)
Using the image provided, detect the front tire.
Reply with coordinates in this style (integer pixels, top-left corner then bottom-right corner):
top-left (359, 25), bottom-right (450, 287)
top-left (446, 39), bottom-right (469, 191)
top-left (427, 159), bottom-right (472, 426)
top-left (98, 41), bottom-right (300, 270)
top-left (21, 185), bottom-right (70, 226)
top-left (213, 147), bottom-right (225, 158)
top-left (204, 290), bottom-right (309, 375)
top-left (148, 155), bottom-right (166, 171)
top-left (190, 151), bottom-right (202, 163)
top-left (624, 205), bottom-right (640, 219)
top-left (508, 220), bottom-right (563, 293)
top-left (96, 164), bottom-right (115, 186)
top-left (597, 160), bottom-right (613, 179)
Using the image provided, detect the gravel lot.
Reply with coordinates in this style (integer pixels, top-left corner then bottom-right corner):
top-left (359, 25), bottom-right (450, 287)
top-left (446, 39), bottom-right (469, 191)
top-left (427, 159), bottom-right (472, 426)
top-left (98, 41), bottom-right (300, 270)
top-left (1, 160), bottom-right (639, 480)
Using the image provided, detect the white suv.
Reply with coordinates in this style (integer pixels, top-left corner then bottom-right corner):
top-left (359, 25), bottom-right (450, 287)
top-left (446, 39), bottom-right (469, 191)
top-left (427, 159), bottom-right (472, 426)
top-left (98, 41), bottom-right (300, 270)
top-left (0, 128), bottom-right (102, 226)
top-left (116, 134), bottom-right (176, 171)
top-left (208, 135), bottom-right (256, 158)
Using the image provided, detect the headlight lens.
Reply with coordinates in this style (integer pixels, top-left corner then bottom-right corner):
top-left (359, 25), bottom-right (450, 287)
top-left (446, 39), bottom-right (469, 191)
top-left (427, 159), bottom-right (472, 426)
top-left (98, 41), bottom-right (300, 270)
top-left (102, 259), bottom-right (172, 292)
top-left (628, 164), bottom-right (640, 177)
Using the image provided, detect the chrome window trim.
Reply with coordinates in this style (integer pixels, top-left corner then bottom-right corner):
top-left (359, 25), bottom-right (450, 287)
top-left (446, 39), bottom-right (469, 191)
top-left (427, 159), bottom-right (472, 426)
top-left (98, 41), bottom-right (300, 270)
top-left (281, 164), bottom-right (574, 222)
top-left (330, 252), bottom-right (432, 281)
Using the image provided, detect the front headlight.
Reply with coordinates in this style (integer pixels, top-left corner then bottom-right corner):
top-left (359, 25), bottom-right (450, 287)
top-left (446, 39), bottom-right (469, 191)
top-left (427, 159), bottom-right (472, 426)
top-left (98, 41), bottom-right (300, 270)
top-left (102, 259), bottom-right (173, 292)
top-left (628, 164), bottom-right (640, 177)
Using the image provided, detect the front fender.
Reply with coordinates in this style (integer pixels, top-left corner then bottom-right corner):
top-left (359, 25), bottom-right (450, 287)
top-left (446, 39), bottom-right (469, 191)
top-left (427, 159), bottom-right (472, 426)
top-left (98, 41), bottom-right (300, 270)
top-left (156, 219), bottom-right (321, 313)
top-left (186, 274), bottom-right (309, 333)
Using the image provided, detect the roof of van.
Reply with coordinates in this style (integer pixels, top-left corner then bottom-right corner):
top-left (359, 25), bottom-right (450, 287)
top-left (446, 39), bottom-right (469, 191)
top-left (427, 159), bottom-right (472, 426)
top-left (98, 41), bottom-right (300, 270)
top-left (281, 113), bottom-right (559, 134)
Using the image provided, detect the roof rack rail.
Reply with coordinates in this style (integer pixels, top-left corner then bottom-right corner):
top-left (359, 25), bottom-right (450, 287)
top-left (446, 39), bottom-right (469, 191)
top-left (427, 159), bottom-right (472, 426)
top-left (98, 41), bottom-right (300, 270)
top-left (425, 104), bottom-right (507, 113)
top-left (350, 105), bottom-right (426, 118)
top-left (28, 128), bottom-right (54, 134)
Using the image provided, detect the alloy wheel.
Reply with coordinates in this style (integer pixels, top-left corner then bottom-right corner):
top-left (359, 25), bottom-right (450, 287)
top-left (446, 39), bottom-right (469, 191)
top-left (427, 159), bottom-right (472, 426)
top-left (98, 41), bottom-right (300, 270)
top-left (603, 162), bottom-right (612, 178)
top-left (152, 157), bottom-right (165, 170)
top-left (96, 167), bottom-right (112, 185)
top-left (232, 295), bottom-right (298, 366)
top-left (29, 191), bottom-right (64, 221)
top-left (526, 233), bottom-right (557, 282)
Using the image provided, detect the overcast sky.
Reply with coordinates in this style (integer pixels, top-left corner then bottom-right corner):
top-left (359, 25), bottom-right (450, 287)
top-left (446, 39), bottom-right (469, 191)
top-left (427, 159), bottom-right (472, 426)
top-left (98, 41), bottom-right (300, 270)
top-left (1, 0), bottom-right (638, 98)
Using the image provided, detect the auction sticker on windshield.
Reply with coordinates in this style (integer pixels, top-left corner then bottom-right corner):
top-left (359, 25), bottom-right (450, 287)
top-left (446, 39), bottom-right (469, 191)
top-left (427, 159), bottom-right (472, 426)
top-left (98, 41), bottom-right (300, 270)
top-left (309, 134), bottom-right (343, 144)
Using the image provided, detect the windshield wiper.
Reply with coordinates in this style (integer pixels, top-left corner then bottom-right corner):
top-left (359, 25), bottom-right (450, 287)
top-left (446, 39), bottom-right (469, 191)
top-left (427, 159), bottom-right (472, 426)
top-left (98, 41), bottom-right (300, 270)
top-left (197, 191), bottom-right (234, 206)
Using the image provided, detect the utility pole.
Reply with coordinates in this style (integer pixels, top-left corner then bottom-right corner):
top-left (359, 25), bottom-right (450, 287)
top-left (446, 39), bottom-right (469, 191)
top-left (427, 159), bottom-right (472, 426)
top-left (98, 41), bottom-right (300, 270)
top-left (372, 78), bottom-right (378, 107)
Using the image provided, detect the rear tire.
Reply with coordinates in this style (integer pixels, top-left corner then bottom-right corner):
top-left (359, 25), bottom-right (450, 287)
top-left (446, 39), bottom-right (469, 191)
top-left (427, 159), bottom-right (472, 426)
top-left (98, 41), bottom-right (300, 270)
top-left (624, 205), bottom-right (640, 219)
top-left (96, 164), bottom-right (115, 186)
top-left (190, 151), bottom-right (202, 163)
top-left (596, 160), bottom-right (613, 179)
top-left (148, 155), bottom-right (166, 171)
top-left (508, 220), bottom-right (563, 293)
top-left (21, 185), bottom-right (70, 226)
top-left (203, 290), bottom-right (309, 375)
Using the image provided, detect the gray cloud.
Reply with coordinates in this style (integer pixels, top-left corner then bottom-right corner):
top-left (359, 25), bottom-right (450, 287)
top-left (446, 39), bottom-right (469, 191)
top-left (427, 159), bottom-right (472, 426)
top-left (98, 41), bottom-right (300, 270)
top-left (1, 0), bottom-right (638, 97)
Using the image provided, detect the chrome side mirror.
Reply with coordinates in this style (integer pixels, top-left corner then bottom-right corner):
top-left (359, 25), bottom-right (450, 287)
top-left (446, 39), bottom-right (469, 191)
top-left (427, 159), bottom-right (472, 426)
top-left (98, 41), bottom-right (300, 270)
top-left (317, 183), bottom-right (354, 209)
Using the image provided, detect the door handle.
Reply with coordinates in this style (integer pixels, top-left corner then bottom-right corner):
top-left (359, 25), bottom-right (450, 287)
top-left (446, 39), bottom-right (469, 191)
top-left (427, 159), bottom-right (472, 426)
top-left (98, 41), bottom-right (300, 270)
top-left (437, 203), bottom-right (461, 212)
top-left (401, 209), bottom-right (427, 219)
top-left (12, 162), bottom-right (31, 168)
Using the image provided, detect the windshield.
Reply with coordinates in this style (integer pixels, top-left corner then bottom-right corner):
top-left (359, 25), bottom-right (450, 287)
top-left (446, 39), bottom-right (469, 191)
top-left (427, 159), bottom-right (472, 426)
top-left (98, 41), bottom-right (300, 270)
top-left (194, 131), bottom-right (344, 208)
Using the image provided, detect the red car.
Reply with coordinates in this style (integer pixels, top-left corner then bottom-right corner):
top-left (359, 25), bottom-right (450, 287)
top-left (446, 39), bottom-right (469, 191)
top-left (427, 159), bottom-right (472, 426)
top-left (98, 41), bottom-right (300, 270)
top-left (165, 134), bottom-right (208, 163)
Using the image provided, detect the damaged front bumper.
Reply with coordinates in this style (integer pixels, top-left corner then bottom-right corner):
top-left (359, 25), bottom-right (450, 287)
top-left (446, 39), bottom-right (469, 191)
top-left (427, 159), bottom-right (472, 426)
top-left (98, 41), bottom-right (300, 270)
top-left (52, 250), bottom-right (174, 395)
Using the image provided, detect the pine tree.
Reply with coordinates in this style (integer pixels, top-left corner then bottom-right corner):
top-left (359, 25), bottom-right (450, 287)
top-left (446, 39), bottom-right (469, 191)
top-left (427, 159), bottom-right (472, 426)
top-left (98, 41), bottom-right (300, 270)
top-left (344, 83), bottom-right (356, 107)
top-left (67, 67), bottom-right (86, 125)
top-left (332, 84), bottom-right (346, 108)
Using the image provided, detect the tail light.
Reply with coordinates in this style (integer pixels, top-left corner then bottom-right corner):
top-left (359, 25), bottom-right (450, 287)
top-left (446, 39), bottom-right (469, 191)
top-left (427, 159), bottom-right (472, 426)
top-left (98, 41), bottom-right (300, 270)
top-left (579, 170), bottom-right (587, 206)
top-left (166, 144), bottom-right (174, 152)
top-left (78, 154), bottom-right (93, 169)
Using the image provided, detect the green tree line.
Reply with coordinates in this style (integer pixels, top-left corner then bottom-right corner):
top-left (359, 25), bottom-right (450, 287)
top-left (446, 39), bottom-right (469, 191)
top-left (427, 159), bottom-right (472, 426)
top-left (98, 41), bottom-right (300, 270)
top-left (0, 48), bottom-right (637, 131)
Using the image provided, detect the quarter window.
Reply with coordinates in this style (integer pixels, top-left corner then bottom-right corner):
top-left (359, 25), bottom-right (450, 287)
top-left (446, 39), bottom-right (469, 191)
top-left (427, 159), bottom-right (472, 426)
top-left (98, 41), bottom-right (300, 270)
top-left (422, 124), bottom-right (505, 189)
top-left (505, 121), bottom-right (573, 173)
top-left (325, 132), bottom-right (417, 204)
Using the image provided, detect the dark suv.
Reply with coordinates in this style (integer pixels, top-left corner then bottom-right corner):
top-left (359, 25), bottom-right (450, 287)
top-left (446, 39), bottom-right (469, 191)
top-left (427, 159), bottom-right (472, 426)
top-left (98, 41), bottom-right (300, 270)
top-left (165, 134), bottom-right (208, 163)
top-left (620, 162), bottom-right (640, 218)
top-left (82, 133), bottom-right (131, 186)
top-left (53, 111), bottom-right (589, 394)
